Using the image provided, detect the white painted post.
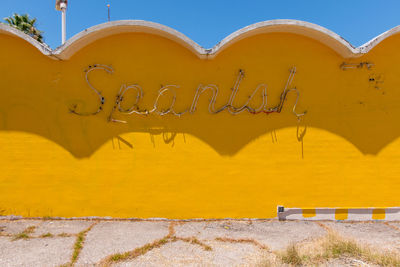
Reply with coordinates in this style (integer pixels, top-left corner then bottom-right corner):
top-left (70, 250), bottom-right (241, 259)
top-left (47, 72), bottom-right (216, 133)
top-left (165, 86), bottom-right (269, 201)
top-left (56, 0), bottom-right (68, 45)
top-left (61, 6), bottom-right (66, 44)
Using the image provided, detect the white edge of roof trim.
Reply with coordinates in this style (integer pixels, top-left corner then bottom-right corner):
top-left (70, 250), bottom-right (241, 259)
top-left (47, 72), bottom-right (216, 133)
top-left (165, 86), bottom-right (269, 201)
top-left (0, 23), bottom-right (52, 56)
top-left (1, 19), bottom-right (399, 60)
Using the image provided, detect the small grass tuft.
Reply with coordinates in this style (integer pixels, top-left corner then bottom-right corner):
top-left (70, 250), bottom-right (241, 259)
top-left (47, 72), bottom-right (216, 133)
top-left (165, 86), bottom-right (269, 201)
top-left (323, 234), bottom-right (362, 259)
top-left (280, 244), bottom-right (303, 266)
top-left (175, 236), bottom-right (213, 251)
top-left (12, 225), bottom-right (36, 241)
top-left (12, 232), bottom-right (30, 240)
top-left (110, 251), bottom-right (130, 261)
top-left (24, 226), bottom-right (36, 234)
top-left (40, 232), bottom-right (53, 238)
top-left (187, 237), bottom-right (212, 251)
top-left (57, 232), bottom-right (72, 237)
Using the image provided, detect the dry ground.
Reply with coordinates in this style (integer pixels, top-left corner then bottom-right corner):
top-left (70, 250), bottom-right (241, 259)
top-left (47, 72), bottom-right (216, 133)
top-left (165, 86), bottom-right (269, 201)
top-left (1, 218), bottom-right (400, 266)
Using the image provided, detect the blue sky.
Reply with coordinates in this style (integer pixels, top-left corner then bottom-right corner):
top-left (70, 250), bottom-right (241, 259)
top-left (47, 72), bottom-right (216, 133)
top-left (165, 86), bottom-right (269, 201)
top-left (1, 0), bottom-right (400, 49)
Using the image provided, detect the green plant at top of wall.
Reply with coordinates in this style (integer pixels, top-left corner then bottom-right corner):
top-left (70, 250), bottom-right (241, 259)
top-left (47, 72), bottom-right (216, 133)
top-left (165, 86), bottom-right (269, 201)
top-left (3, 13), bottom-right (44, 43)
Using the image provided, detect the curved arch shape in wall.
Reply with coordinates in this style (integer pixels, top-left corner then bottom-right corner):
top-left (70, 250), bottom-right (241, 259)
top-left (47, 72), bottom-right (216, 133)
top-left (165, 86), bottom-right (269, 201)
top-left (53, 20), bottom-right (205, 60)
top-left (0, 23), bottom-right (52, 56)
top-left (52, 19), bottom-right (360, 59)
top-left (1, 20), bottom-right (400, 60)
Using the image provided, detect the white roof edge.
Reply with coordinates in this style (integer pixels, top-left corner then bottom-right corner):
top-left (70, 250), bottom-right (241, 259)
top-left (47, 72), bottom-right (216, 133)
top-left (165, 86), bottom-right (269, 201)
top-left (1, 20), bottom-right (399, 60)
top-left (52, 20), bottom-right (206, 60)
top-left (359, 25), bottom-right (400, 53)
top-left (0, 23), bottom-right (52, 56)
top-left (210, 20), bottom-right (359, 58)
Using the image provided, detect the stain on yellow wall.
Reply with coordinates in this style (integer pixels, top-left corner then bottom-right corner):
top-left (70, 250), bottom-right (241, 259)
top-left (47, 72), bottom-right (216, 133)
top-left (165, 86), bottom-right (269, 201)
top-left (1, 24), bottom-right (400, 218)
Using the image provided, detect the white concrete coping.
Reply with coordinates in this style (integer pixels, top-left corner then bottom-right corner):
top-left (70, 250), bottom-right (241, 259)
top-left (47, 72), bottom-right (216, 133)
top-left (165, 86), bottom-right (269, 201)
top-left (211, 20), bottom-right (359, 58)
top-left (52, 20), bottom-right (205, 60)
top-left (0, 23), bottom-right (52, 56)
top-left (1, 19), bottom-right (400, 60)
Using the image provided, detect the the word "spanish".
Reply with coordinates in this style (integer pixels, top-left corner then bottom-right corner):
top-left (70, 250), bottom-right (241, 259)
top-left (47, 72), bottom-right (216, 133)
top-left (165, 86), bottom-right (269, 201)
top-left (69, 64), bottom-right (306, 123)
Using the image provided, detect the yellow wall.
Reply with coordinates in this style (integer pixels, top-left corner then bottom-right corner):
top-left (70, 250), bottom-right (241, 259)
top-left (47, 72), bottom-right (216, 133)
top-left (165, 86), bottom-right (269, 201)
top-left (0, 27), bottom-right (400, 218)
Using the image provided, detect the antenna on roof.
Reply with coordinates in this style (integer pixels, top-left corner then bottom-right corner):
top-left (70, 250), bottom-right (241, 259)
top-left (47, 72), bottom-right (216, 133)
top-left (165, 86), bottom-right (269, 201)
top-left (55, 0), bottom-right (68, 45)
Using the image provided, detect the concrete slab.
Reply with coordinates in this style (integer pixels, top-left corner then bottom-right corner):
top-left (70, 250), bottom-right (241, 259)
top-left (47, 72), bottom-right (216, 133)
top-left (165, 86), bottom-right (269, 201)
top-left (324, 222), bottom-right (400, 252)
top-left (0, 236), bottom-right (74, 267)
top-left (174, 220), bottom-right (326, 251)
top-left (115, 240), bottom-right (269, 267)
top-left (0, 220), bottom-right (399, 266)
top-left (32, 220), bottom-right (93, 237)
top-left (77, 221), bottom-right (169, 265)
top-left (0, 220), bottom-right (41, 235)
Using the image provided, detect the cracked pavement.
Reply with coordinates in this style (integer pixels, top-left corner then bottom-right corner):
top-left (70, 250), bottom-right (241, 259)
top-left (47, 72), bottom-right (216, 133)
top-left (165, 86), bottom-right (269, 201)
top-left (0, 219), bottom-right (400, 266)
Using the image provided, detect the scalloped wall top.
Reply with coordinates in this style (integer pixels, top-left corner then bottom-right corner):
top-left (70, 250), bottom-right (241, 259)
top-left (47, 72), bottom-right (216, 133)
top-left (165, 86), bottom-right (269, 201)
top-left (1, 19), bottom-right (400, 60)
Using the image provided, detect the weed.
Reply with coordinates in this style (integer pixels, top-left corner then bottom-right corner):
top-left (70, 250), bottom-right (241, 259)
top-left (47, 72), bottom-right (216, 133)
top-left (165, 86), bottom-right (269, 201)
top-left (99, 222), bottom-right (215, 265)
top-left (105, 236), bottom-right (170, 264)
top-left (40, 232), bottom-right (53, 238)
top-left (12, 225), bottom-right (36, 240)
top-left (110, 251), bottom-right (130, 261)
top-left (12, 232), bottom-right (29, 240)
top-left (70, 222), bottom-right (97, 265)
top-left (58, 232), bottom-right (72, 237)
top-left (323, 234), bottom-right (362, 258)
top-left (177, 236), bottom-right (212, 251)
top-left (276, 232), bottom-right (400, 267)
top-left (280, 244), bottom-right (303, 266)
top-left (24, 226), bottom-right (36, 234)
